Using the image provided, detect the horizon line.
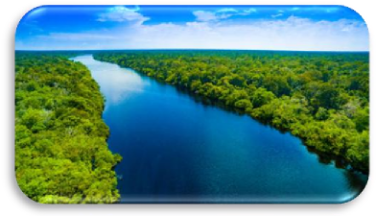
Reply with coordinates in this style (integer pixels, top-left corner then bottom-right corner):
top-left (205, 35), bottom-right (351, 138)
top-left (15, 48), bottom-right (370, 53)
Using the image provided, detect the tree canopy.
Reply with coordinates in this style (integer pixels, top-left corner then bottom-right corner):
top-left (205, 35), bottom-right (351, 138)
top-left (94, 50), bottom-right (369, 173)
top-left (15, 52), bottom-right (121, 203)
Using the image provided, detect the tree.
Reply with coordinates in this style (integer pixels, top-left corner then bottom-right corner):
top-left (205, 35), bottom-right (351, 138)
top-left (251, 88), bottom-right (276, 108)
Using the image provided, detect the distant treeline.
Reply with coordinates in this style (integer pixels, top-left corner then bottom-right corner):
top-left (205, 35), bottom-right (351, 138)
top-left (15, 52), bottom-right (121, 203)
top-left (94, 50), bottom-right (369, 173)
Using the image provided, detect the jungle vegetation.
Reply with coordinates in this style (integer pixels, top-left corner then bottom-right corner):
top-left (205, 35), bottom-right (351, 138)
top-left (15, 52), bottom-right (122, 204)
top-left (94, 50), bottom-right (369, 173)
top-left (14, 49), bottom-right (369, 203)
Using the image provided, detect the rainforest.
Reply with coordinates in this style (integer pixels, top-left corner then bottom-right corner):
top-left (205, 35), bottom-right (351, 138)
top-left (15, 52), bottom-right (122, 203)
top-left (93, 50), bottom-right (369, 173)
top-left (14, 5), bottom-right (370, 204)
top-left (15, 50), bottom-right (369, 203)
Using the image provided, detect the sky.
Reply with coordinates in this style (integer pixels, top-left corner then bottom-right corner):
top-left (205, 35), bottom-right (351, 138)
top-left (15, 5), bottom-right (369, 51)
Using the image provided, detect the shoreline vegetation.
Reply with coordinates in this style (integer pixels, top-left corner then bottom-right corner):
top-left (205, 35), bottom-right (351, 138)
top-left (15, 52), bottom-right (121, 204)
top-left (93, 50), bottom-right (369, 174)
top-left (14, 49), bottom-right (369, 203)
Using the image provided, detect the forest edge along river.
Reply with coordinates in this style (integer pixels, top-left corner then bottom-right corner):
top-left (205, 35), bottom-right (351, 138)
top-left (72, 55), bottom-right (367, 203)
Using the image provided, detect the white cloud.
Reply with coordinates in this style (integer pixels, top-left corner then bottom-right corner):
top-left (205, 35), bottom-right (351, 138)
top-left (272, 13), bottom-right (283, 18)
top-left (193, 11), bottom-right (218, 22)
top-left (97, 6), bottom-right (149, 25)
top-left (16, 16), bottom-right (369, 51)
top-left (116, 16), bottom-right (368, 51)
top-left (240, 8), bottom-right (257, 15)
top-left (38, 32), bottom-right (116, 41)
top-left (193, 7), bottom-right (257, 22)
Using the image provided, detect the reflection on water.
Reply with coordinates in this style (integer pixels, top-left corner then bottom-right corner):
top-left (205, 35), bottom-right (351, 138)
top-left (72, 55), bottom-right (146, 105)
top-left (72, 55), bottom-right (368, 203)
top-left (344, 171), bottom-right (368, 193)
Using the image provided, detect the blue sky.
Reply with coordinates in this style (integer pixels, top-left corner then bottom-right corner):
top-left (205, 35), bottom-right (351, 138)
top-left (15, 5), bottom-right (368, 51)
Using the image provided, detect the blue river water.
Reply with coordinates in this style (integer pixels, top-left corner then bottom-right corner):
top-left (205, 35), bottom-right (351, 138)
top-left (72, 55), bottom-right (367, 203)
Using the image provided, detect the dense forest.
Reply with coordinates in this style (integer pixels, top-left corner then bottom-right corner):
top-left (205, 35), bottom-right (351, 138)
top-left (15, 52), bottom-right (122, 203)
top-left (94, 50), bottom-right (369, 173)
top-left (14, 50), bottom-right (369, 203)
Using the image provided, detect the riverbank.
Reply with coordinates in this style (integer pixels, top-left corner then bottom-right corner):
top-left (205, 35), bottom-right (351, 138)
top-left (15, 52), bottom-right (121, 203)
top-left (158, 83), bottom-right (367, 174)
top-left (93, 51), bottom-right (369, 174)
top-left (74, 54), bottom-right (367, 203)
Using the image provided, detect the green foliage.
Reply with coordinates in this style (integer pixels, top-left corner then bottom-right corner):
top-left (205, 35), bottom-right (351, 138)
top-left (315, 107), bottom-right (329, 120)
top-left (251, 88), bottom-right (276, 108)
top-left (15, 52), bottom-right (121, 204)
top-left (234, 99), bottom-right (253, 110)
top-left (94, 50), bottom-right (369, 173)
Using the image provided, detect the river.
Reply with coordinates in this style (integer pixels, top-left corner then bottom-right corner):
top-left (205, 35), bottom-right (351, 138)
top-left (72, 55), bottom-right (367, 203)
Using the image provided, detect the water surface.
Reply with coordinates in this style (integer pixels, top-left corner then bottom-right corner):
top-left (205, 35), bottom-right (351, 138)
top-left (73, 55), bottom-right (367, 203)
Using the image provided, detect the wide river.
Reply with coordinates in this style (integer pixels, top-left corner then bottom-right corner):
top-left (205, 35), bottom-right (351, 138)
top-left (73, 55), bottom-right (367, 203)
